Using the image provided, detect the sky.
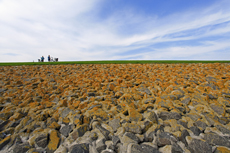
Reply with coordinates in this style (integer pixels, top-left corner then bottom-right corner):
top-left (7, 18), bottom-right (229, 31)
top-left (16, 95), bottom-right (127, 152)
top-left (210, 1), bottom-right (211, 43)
top-left (0, 0), bottom-right (230, 62)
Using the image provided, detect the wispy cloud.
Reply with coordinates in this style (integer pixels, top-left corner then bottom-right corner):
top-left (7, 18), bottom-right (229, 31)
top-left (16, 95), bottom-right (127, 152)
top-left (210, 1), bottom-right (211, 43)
top-left (0, 0), bottom-right (229, 62)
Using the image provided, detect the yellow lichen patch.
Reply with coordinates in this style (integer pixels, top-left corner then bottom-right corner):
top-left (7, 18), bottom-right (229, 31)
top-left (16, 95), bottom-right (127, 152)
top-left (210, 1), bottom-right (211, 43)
top-left (72, 100), bottom-right (81, 108)
top-left (49, 122), bottom-right (61, 130)
top-left (28, 102), bottom-right (39, 107)
top-left (0, 135), bottom-right (11, 149)
top-left (62, 117), bottom-right (70, 125)
top-left (52, 110), bottom-right (60, 121)
top-left (73, 118), bottom-right (82, 126)
top-left (44, 101), bottom-right (55, 108)
top-left (59, 100), bottom-right (67, 107)
top-left (78, 102), bottom-right (88, 110)
top-left (84, 108), bottom-right (109, 121)
top-left (128, 107), bottom-right (143, 122)
top-left (9, 112), bottom-right (23, 121)
top-left (47, 130), bottom-right (60, 152)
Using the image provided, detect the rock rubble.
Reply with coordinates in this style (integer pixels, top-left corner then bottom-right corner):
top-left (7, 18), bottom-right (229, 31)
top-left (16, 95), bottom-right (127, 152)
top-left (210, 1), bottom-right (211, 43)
top-left (0, 63), bottom-right (230, 153)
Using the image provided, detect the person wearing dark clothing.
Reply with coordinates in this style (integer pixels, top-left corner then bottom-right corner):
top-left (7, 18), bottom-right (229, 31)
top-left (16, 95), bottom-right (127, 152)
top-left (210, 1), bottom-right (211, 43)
top-left (48, 55), bottom-right (50, 62)
top-left (41, 56), bottom-right (44, 62)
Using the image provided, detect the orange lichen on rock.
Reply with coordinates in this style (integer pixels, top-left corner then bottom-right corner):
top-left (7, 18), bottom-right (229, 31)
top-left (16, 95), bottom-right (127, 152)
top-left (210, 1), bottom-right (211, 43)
top-left (47, 130), bottom-right (60, 152)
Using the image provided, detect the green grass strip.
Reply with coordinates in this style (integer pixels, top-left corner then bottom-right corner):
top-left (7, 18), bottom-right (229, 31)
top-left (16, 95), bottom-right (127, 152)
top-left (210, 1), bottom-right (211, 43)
top-left (0, 60), bottom-right (230, 66)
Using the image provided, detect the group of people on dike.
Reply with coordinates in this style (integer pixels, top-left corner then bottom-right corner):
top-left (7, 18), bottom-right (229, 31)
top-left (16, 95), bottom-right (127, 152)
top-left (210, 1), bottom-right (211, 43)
top-left (39, 55), bottom-right (58, 62)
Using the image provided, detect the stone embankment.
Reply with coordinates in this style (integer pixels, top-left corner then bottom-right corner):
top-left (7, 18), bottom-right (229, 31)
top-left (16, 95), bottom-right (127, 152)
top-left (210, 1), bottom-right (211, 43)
top-left (0, 63), bottom-right (230, 153)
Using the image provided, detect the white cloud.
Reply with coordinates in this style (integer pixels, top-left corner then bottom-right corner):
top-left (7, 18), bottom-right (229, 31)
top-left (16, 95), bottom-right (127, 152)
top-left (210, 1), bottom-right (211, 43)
top-left (0, 0), bottom-right (230, 62)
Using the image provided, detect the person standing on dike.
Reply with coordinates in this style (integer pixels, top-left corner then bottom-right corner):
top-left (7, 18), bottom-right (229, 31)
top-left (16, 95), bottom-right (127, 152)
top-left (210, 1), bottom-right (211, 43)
top-left (41, 56), bottom-right (44, 62)
top-left (48, 55), bottom-right (51, 62)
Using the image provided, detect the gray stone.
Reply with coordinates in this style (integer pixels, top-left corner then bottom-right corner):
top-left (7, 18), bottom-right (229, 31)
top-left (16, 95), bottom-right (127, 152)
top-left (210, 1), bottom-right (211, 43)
top-left (61, 108), bottom-right (71, 118)
top-left (181, 97), bottom-right (191, 105)
top-left (123, 123), bottom-right (142, 134)
top-left (142, 120), bottom-right (153, 133)
top-left (112, 135), bottom-right (120, 145)
top-left (0, 132), bottom-right (6, 139)
top-left (194, 120), bottom-right (207, 131)
top-left (203, 113), bottom-right (216, 126)
top-left (172, 143), bottom-right (183, 153)
top-left (105, 141), bottom-right (115, 151)
top-left (218, 116), bottom-right (229, 125)
top-left (210, 104), bottom-right (225, 116)
top-left (186, 114), bottom-right (201, 121)
top-left (175, 106), bottom-right (186, 113)
top-left (101, 150), bottom-right (116, 153)
top-left (0, 120), bottom-right (9, 131)
top-left (71, 124), bottom-right (89, 140)
top-left (12, 135), bottom-right (23, 145)
top-left (0, 136), bottom-right (11, 150)
top-left (145, 111), bottom-right (158, 123)
top-left (37, 138), bottom-right (48, 148)
top-left (190, 126), bottom-right (202, 136)
top-left (127, 143), bottom-right (160, 153)
top-left (226, 108), bottom-right (230, 114)
top-left (95, 96), bottom-right (104, 101)
top-left (96, 139), bottom-right (106, 153)
top-left (158, 101), bottom-right (171, 109)
top-left (35, 134), bottom-right (48, 148)
top-left (89, 132), bottom-right (98, 141)
top-left (215, 125), bottom-right (230, 135)
top-left (60, 125), bottom-right (73, 137)
top-left (139, 87), bottom-right (152, 95)
top-left (177, 120), bottom-right (188, 128)
top-left (144, 131), bottom-right (155, 142)
top-left (121, 132), bottom-right (140, 144)
top-left (88, 92), bottom-right (95, 97)
top-left (208, 94), bottom-right (217, 100)
top-left (157, 132), bottom-right (178, 147)
top-left (179, 129), bottom-right (190, 146)
top-left (144, 98), bottom-right (155, 104)
top-left (70, 143), bottom-right (89, 153)
top-left (108, 119), bottom-right (121, 132)
top-left (204, 133), bottom-right (230, 148)
top-left (96, 124), bottom-right (111, 140)
top-left (159, 112), bottom-right (181, 120)
top-left (12, 142), bottom-right (31, 153)
top-left (188, 138), bottom-right (212, 153)
top-left (10, 119), bottom-right (22, 128)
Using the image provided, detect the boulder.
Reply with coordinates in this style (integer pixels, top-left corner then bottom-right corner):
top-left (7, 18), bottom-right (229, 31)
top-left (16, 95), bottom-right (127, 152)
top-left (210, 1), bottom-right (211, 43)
top-left (108, 119), bottom-right (121, 132)
top-left (70, 143), bottom-right (89, 153)
top-left (123, 123), bottom-right (142, 134)
top-left (96, 138), bottom-right (106, 153)
top-left (71, 124), bottom-right (89, 140)
top-left (204, 133), bottom-right (230, 148)
top-left (35, 134), bottom-right (48, 148)
top-left (121, 132), bottom-right (140, 144)
top-left (187, 138), bottom-right (212, 153)
top-left (158, 111), bottom-right (181, 120)
top-left (12, 142), bottom-right (31, 153)
top-left (47, 130), bottom-right (60, 153)
top-left (190, 126), bottom-right (202, 136)
top-left (60, 125), bottom-right (73, 137)
top-left (127, 143), bottom-right (160, 153)
top-left (157, 132), bottom-right (178, 147)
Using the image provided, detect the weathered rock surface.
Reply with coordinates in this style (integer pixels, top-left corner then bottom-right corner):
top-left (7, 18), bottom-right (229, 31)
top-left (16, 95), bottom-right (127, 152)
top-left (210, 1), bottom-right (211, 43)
top-left (0, 63), bottom-right (230, 152)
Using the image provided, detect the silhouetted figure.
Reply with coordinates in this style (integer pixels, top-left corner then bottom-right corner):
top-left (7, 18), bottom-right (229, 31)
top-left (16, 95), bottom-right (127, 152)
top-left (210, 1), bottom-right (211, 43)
top-left (41, 56), bottom-right (44, 62)
top-left (48, 55), bottom-right (50, 62)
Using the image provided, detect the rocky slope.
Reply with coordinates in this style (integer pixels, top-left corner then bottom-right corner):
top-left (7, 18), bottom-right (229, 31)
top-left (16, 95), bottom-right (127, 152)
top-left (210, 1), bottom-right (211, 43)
top-left (0, 63), bottom-right (230, 153)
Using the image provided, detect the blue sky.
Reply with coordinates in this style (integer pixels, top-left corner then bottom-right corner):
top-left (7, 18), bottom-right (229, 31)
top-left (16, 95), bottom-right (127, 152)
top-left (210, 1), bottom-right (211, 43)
top-left (0, 0), bottom-right (230, 62)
